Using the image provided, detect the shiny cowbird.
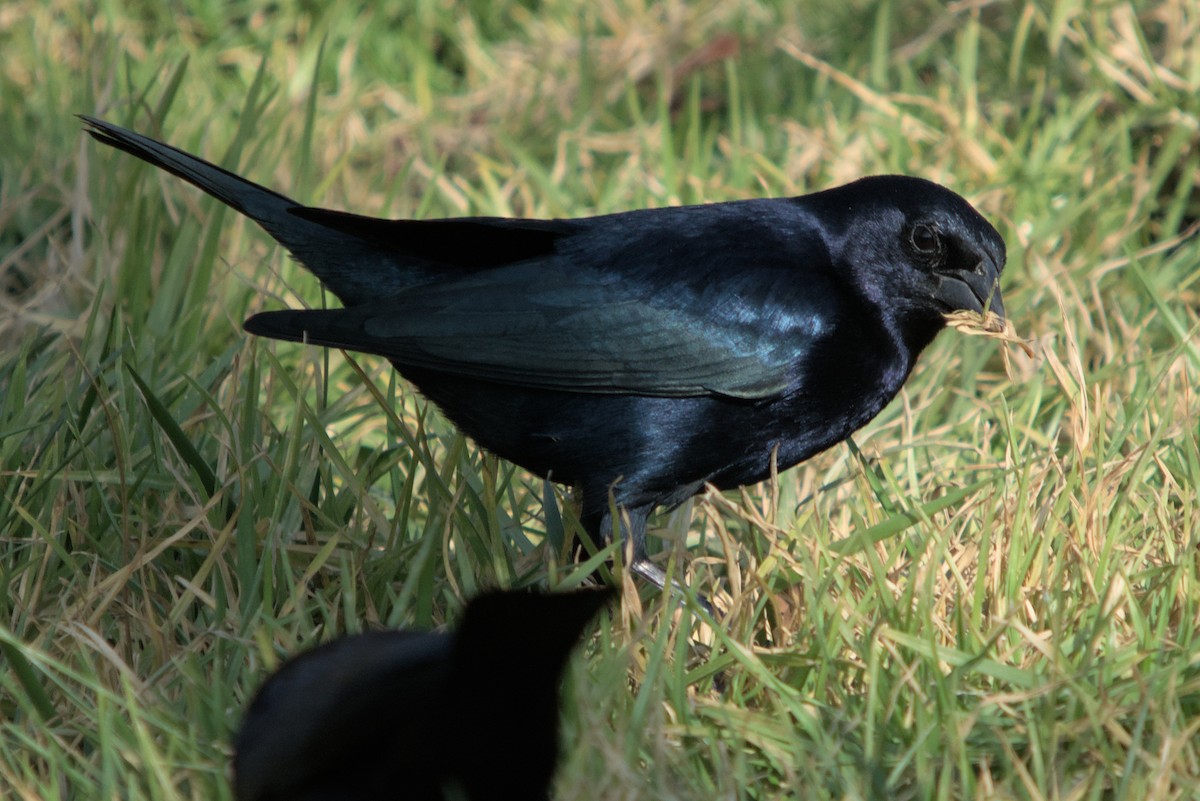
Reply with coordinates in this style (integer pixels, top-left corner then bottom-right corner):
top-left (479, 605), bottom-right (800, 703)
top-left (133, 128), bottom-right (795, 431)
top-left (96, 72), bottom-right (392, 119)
top-left (233, 588), bottom-right (612, 801)
top-left (82, 117), bottom-right (1006, 592)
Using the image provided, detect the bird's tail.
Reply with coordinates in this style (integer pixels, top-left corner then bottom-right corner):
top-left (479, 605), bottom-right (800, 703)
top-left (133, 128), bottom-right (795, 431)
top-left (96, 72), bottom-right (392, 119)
top-left (80, 116), bottom-right (301, 237)
top-left (80, 116), bottom-right (402, 306)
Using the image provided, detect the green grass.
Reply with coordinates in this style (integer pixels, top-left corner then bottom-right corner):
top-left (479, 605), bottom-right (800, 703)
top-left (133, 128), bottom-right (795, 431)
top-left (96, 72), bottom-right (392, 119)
top-left (3, 0), bottom-right (1199, 798)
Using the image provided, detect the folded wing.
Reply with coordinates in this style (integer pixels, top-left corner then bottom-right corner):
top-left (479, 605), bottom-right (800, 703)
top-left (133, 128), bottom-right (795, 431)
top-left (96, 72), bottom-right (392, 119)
top-left (245, 254), bottom-right (836, 400)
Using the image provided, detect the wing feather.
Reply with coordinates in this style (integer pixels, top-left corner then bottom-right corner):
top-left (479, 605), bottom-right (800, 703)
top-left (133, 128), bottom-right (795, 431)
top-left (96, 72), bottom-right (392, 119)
top-left (244, 206), bottom-right (840, 399)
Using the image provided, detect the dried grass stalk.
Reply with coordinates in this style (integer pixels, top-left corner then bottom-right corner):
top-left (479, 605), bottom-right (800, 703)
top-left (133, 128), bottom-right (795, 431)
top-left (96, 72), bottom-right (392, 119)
top-left (944, 310), bottom-right (1035, 359)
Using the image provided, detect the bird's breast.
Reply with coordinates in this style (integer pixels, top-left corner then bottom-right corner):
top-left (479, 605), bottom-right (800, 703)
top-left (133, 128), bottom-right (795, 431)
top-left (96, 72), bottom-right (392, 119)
top-left (772, 333), bottom-right (913, 465)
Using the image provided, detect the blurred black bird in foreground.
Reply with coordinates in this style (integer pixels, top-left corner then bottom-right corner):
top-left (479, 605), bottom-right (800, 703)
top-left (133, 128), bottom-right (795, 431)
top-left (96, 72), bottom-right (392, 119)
top-left (82, 117), bottom-right (1006, 594)
top-left (233, 588), bottom-right (612, 801)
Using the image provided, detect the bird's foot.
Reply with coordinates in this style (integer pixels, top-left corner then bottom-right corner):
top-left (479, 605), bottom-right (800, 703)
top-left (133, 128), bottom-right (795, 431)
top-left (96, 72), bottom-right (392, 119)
top-left (629, 558), bottom-right (715, 619)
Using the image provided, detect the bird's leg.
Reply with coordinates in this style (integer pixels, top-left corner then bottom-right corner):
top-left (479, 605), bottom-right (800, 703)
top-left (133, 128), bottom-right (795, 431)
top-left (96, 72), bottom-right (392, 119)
top-left (582, 498), bottom-right (714, 617)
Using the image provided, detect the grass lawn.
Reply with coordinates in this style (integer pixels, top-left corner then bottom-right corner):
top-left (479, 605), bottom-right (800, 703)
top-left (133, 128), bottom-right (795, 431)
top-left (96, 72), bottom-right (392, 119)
top-left (2, 0), bottom-right (1199, 798)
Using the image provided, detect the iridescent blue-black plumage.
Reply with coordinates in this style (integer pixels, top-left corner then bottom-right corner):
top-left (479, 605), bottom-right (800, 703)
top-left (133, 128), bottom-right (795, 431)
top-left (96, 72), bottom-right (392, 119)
top-left (82, 116), bottom-right (1006, 589)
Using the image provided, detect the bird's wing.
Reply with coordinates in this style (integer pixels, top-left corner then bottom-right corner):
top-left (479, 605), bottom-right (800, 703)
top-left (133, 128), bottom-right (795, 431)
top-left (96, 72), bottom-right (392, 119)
top-left (246, 254), bottom-right (837, 399)
top-left (246, 212), bottom-right (844, 400)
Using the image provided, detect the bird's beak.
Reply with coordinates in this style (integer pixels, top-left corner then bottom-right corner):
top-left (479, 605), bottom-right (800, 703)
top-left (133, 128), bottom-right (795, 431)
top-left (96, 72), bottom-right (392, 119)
top-left (934, 257), bottom-right (1005, 321)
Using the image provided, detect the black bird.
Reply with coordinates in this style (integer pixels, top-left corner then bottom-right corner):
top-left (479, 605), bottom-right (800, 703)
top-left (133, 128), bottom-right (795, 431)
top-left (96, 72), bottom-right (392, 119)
top-left (82, 117), bottom-right (1006, 593)
top-left (233, 587), bottom-right (612, 801)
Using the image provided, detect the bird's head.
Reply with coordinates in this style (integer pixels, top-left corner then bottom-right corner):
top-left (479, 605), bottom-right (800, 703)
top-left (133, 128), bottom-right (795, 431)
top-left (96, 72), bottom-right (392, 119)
top-left (810, 176), bottom-right (1007, 349)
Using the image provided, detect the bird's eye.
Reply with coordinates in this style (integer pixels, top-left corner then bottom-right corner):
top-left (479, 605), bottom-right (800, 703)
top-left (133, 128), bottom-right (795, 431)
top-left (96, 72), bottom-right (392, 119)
top-left (910, 223), bottom-right (940, 255)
